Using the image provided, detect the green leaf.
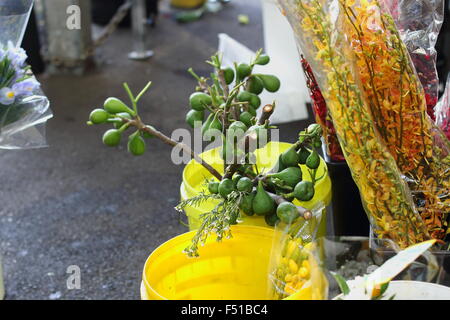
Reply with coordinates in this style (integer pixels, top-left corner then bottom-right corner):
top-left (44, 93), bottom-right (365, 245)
top-left (331, 272), bottom-right (350, 296)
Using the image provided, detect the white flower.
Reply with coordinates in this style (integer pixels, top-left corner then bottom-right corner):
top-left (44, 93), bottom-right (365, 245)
top-left (0, 87), bottom-right (16, 105)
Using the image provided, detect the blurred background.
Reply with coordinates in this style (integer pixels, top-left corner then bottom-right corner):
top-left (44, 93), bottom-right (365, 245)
top-left (0, 0), bottom-right (449, 300)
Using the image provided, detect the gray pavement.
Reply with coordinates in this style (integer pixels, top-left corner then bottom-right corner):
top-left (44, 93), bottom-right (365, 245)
top-left (0, 0), bottom-right (313, 300)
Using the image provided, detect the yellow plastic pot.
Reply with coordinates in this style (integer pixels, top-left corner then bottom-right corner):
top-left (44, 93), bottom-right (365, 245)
top-left (180, 142), bottom-right (331, 235)
top-left (170, 0), bottom-right (207, 9)
top-left (141, 225), bottom-right (318, 300)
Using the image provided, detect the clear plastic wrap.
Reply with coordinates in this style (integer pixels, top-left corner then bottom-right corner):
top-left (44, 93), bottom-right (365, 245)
top-left (299, 0), bottom-right (444, 162)
top-left (341, 0), bottom-right (450, 241)
top-left (267, 202), bottom-right (328, 300)
top-left (277, 0), bottom-right (434, 247)
top-left (301, 57), bottom-right (345, 162)
top-left (384, 0), bottom-right (444, 120)
top-left (436, 74), bottom-right (450, 140)
top-left (0, 0), bottom-right (52, 149)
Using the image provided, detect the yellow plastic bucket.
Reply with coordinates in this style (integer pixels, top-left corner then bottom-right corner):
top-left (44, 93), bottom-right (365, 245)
top-left (170, 0), bottom-right (207, 9)
top-left (180, 142), bottom-right (332, 235)
top-left (141, 225), bottom-right (318, 300)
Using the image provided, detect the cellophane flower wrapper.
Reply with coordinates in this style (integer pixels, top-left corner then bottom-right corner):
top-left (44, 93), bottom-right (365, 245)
top-left (301, 57), bottom-right (345, 162)
top-left (436, 74), bottom-right (450, 141)
top-left (339, 0), bottom-right (450, 241)
top-left (383, 0), bottom-right (444, 120)
top-left (277, 0), bottom-right (438, 248)
top-left (267, 202), bottom-right (328, 300)
top-left (302, 0), bottom-right (445, 162)
top-left (300, 0), bottom-right (444, 163)
top-left (0, 0), bottom-right (52, 149)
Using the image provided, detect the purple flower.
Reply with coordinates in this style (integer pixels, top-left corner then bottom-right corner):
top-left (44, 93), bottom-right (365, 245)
top-left (12, 78), bottom-right (40, 97)
top-left (5, 41), bottom-right (27, 68)
top-left (0, 87), bottom-right (16, 105)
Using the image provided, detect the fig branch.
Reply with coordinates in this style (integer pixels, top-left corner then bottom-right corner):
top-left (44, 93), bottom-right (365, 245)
top-left (87, 81), bottom-right (223, 181)
top-left (120, 116), bottom-right (223, 181)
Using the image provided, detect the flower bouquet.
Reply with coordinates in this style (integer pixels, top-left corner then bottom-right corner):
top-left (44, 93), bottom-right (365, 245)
top-left (277, 0), bottom-right (450, 249)
top-left (0, 0), bottom-right (52, 149)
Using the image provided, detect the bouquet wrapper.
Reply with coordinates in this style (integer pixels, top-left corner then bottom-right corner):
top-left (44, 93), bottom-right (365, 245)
top-left (276, 0), bottom-right (449, 247)
top-left (436, 74), bottom-right (450, 140)
top-left (300, 0), bottom-right (444, 162)
top-left (0, 0), bottom-right (52, 149)
top-left (267, 202), bottom-right (329, 300)
top-left (384, 0), bottom-right (444, 120)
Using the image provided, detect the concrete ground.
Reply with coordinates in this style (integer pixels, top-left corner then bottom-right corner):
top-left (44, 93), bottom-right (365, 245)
top-left (0, 0), bottom-right (313, 300)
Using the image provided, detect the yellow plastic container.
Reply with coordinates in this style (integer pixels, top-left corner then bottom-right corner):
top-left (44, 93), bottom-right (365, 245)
top-left (141, 225), bottom-right (318, 300)
top-left (180, 142), bottom-right (332, 235)
top-left (170, 0), bottom-right (207, 9)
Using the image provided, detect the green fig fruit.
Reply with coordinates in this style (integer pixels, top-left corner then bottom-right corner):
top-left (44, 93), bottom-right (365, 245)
top-left (113, 112), bottom-right (133, 129)
top-left (237, 177), bottom-right (253, 193)
top-left (247, 106), bottom-right (257, 117)
top-left (104, 98), bottom-right (134, 115)
top-left (237, 63), bottom-right (252, 79)
top-left (102, 129), bottom-right (122, 147)
top-left (238, 91), bottom-right (261, 109)
top-left (306, 150), bottom-right (320, 170)
top-left (219, 178), bottom-right (235, 198)
top-left (208, 181), bottom-right (220, 194)
top-left (255, 55), bottom-right (270, 65)
top-left (253, 181), bottom-right (276, 216)
top-left (128, 133), bottom-right (146, 156)
top-left (237, 91), bottom-right (253, 103)
top-left (257, 74), bottom-right (281, 92)
top-left (240, 191), bottom-right (255, 216)
top-left (269, 167), bottom-right (302, 188)
top-left (232, 174), bottom-right (243, 187)
top-left (265, 213), bottom-right (280, 227)
top-left (272, 155), bottom-right (287, 173)
top-left (89, 109), bottom-right (110, 124)
top-left (222, 67), bottom-right (235, 85)
top-left (249, 93), bottom-right (261, 109)
top-left (277, 202), bottom-right (300, 224)
top-left (248, 76), bottom-right (264, 95)
top-left (186, 109), bottom-right (204, 128)
top-left (189, 92), bottom-right (212, 111)
top-left (239, 112), bottom-right (254, 127)
top-left (228, 121), bottom-right (248, 138)
top-left (294, 181), bottom-right (315, 202)
top-left (297, 147), bottom-right (311, 165)
top-left (281, 146), bottom-right (300, 167)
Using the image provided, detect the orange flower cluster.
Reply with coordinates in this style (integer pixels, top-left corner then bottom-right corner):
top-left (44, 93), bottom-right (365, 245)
top-left (341, 0), bottom-right (450, 240)
top-left (278, 0), bottom-right (450, 245)
top-left (278, 0), bottom-right (431, 247)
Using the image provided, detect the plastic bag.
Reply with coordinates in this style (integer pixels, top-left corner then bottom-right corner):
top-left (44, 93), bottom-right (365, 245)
top-left (301, 57), bottom-right (345, 162)
top-left (277, 0), bottom-right (435, 247)
top-left (267, 202), bottom-right (328, 300)
top-left (299, 0), bottom-right (444, 162)
top-left (436, 74), bottom-right (450, 140)
top-left (0, 0), bottom-right (52, 149)
top-left (384, 0), bottom-right (444, 120)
